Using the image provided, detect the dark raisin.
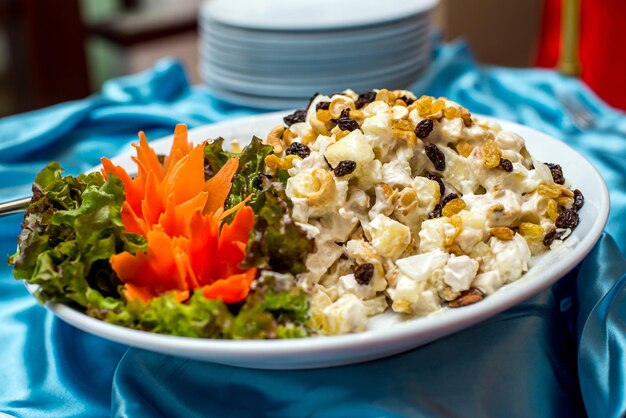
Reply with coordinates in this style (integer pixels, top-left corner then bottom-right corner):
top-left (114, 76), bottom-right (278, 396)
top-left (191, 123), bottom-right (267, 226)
top-left (573, 189), bottom-right (585, 211)
top-left (415, 119), bottom-right (434, 139)
top-left (305, 92), bottom-right (320, 111)
top-left (339, 108), bottom-right (351, 119)
top-left (316, 101), bottom-right (330, 111)
top-left (442, 193), bottom-right (458, 206)
top-left (425, 143), bottom-right (446, 171)
top-left (546, 163), bottom-right (565, 185)
top-left (398, 95), bottom-right (415, 105)
top-left (499, 158), bottom-right (513, 172)
top-left (425, 173), bottom-right (445, 197)
top-left (157, 154), bottom-right (166, 164)
top-left (555, 209), bottom-right (579, 229)
top-left (256, 173), bottom-right (272, 189)
top-left (283, 109), bottom-right (307, 127)
top-left (354, 263), bottom-right (374, 285)
top-left (333, 160), bottom-right (357, 177)
top-left (429, 205), bottom-right (442, 219)
top-left (355, 91), bottom-right (376, 109)
top-left (543, 229), bottom-right (564, 247)
top-left (337, 116), bottom-right (360, 132)
top-left (429, 193), bottom-right (458, 218)
top-left (285, 142), bottom-right (311, 159)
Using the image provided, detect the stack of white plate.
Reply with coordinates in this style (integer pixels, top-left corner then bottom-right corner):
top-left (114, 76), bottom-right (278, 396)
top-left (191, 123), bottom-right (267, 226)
top-left (199, 0), bottom-right (439, 109)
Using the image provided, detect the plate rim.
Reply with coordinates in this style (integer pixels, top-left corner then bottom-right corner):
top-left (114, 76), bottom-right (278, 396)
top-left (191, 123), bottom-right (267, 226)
top-left (32, 111), bottom-right (610, 369)
top-left (201, 0), bottom-right (439, 32)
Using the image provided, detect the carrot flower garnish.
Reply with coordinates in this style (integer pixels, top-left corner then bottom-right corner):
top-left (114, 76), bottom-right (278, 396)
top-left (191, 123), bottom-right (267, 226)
top-left (102, 124), bottom-right (256, 304)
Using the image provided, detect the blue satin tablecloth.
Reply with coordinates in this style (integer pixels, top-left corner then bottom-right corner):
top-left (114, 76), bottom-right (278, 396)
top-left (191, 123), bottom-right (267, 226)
top-left (1, 42), bottom-right (625, 417)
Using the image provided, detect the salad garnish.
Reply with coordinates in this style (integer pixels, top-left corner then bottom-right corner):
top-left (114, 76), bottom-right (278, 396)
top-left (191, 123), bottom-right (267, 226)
top-left (102, 125), bottom-right (257, 304)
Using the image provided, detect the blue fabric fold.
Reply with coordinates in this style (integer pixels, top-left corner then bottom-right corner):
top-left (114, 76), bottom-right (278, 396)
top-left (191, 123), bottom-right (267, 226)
top-left (1, 42), bottom-right (625, 417)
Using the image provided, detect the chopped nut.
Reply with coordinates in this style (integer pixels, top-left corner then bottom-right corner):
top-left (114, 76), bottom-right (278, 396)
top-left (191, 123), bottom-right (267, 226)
top-left (301, 128), bottom-right (317, 145)
top-left (488, 203), bottom-right (505, 214)
top-left (445, 243), bottom-right (464, 256)
top-left (310, 117), bottom-right (330, 136)
top-left (282, 128), bottom-right (297, 146)
top-left (448, 288), bottom-right (484, 308)
top-left (307, 169), bottom-right (336, 206)
top-left (329, 97), bottom-right (355, 119)
top-left (265, 125), bottom-right (285, 154)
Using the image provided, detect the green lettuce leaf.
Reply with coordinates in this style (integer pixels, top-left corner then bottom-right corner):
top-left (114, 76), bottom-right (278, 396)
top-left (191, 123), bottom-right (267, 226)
top-left (203, 137), bottom-right (232, 178)
top-left (9, 166), bottom-right (145, 306)
top-left (89, 291), bottom-right (235, 338)
top-left (11, 158), bottom-right (311, 339)
top-left (203, 136), bottom-right (273, 210)
top-left (230, 272), bottom-right (309, 339)
top-left (244, 184), bottom-right (313, 275)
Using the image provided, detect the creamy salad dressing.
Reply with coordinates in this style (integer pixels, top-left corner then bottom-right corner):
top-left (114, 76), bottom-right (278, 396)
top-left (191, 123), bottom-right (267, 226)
top-left (265, 90), bottom-right (580, 335)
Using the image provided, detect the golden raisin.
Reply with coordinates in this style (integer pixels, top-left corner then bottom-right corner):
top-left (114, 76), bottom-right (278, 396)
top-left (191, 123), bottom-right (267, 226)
top-left (537, 184), bottom-right (562, 198)
top-left (490, 227), bottom-right (515, 240)
top-left (456, 140), bottom-right (473, 158)
top-left (442, 198), bottom-right (466, 217)
top-left (460, 108), bottom-right (473, 127)
top-left (445, 215), bottom-right (463, 246)
top-left (444, 106), bottom-right (460, 119)
top-left (316, 109), bottom-right (333, 122)
top-left (431, 99), bottom-right (446, 113)
top-left (482, 139), bottom-right (502, 168)
top-left (349, 109), bottom-right (364, 121)
top-left (546, 199), bottom-right (559, 221)
top-left (519, 222), bottom-right (544, 236)
top-left (560, 186), bottom-right (574, 197)
top-left (417, 96), bottom-right (434, 116)
top-left (392, 119), bottom-right (412, 131)
top-left (392, 129), bottom-right (417, 146)
top-left (399, 188), bottom-right (417, 206)
top-left (556, 196), bottom-right (574, 209)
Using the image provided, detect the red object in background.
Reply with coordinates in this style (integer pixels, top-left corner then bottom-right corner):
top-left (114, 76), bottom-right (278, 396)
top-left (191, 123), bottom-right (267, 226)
top-left (536, 0), bottom-right (626, 111)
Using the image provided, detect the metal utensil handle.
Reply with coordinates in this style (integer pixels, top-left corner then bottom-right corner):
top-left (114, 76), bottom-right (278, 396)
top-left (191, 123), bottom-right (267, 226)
top-left (0, 197), bottom-right (31, 217)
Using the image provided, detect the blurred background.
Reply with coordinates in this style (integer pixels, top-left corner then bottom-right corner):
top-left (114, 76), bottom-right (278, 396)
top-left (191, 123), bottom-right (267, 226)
top-left (0, 0), bottom-right (622, 116)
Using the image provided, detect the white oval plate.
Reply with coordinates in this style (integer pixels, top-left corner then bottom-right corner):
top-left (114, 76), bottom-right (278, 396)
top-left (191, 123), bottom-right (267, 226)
top-left (202, 0), bottom-right (438, 31)
top-left (34, 111), bottom-right (609, 369)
